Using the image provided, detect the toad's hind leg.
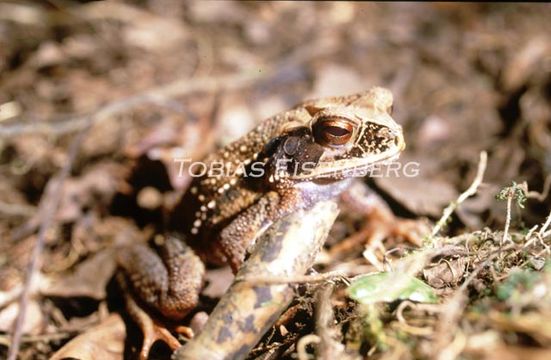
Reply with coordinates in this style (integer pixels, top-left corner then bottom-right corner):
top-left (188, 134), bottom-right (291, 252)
top-left (117, 235), bottom-right (205, 359)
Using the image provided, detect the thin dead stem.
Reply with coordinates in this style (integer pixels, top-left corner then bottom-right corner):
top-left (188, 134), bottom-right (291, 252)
top-left (0, 201), bottom-right (36, 218)
top-left (0, 37), bottom-right (338, 139)
top-left (502, 194), bottom-right (513, 253)
top-left (7, 126), bottom-right (89, 360)
top-left (526, 174), bottom-right (551, 201)
top-left (0, 71), bottom-right (262, 138)
top-left (538, 210), bottom-right (551, 237)
top-left (297, 334), bottom-right (321, 360)
top-left (315, 284), bottom-right (348, 360)
top-left (430, 151), bottom-right (488, 241)
top-left (242, 270), bottom-right (347, 286)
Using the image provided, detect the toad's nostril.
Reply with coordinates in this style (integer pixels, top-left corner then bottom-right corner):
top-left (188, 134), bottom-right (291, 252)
top-left (395, 135), bottom-right (406, 150)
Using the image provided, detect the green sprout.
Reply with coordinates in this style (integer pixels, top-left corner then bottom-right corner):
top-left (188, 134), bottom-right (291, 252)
top-left (496, 181), bottom-right (527, 208)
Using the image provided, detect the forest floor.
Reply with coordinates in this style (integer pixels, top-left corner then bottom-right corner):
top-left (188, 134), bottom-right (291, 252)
top-left (0, 2), bottom-right (550, 359)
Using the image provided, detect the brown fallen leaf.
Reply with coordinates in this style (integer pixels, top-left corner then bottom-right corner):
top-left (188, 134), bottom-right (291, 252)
top-left (374, 163), bottom-right (457, 217)
top-left (50, 313), bottom-right (125, 360)
top-left (0, 300), bottom-right (43, 334)
top-left (501, 37), bottom-right (549, 92)
top-left (41, 249), bottom-right (117, 300)
top-left (457, 183), bottom-right (501, 229)
top-left (423, 257), bottom-right (467, 289)
top-left (56, 162), bottom-right (125, 223)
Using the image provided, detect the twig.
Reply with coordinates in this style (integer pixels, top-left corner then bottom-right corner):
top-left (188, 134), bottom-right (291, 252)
top-left (242, 271), bottom-right (346, 286)
top-left (0, 330), bottom-right (73, 347)
top-left (0, 71), bottom-right (262, 138)
top-left (526, 174), bottom-right (551, 201)
top-left (0, 285), bottom-right (23, 310)
top-left (538, 210), bottom-right (551, 237)
top-left (429, 151), bottom-right (488, 241)
top-left (173, 201), bottom-right (340, 360)
top-left (7, 126), bottom-right (89, 360)
top-left (395, 302), bottom-right (434, 336)
top-left (0, 201), bottom-right (36, 218)
top-left (502, 194), bottom-right (513, 254)
top-left (297, 334), bottom-right (321, 360)
top-left (0, 36), bottom-right (338, 139)
top-left (315, 284), bottom-right (347, 360)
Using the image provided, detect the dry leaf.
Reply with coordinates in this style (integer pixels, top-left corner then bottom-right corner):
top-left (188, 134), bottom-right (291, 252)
top-left (375, 173), bottom-right (457, 217)
top-left (42, 249), bottom-right (116, 300)
top-left (0, 300), bottom-right (43, 334)
top-left (423, 257), bottom-right (467, 288)
top-left (50, 314), bottom-right (125, 360)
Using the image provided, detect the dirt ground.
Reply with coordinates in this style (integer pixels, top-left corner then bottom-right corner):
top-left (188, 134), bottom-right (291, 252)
top-left (0, 2), bottom-right (550, 359)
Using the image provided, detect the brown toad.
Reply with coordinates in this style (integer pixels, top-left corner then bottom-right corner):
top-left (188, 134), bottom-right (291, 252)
top-left (117, 87), bottom-right (405, 358)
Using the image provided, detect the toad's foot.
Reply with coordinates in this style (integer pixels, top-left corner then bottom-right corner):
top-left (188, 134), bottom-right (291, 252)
top-left (122, 287), bottom-right (184, 360)
top-left (116, 235), bottom-right (204, 359)
top-left (331, 181), bottom-right (429, 258)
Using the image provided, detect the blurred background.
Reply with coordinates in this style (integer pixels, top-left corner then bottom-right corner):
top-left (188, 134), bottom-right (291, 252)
top-left (0, 1), bottom-right (550, 359)
top-left (1, 2), bottom-right (550, 224)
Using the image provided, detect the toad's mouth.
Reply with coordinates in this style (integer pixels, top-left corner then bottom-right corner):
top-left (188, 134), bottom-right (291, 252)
top-left (290, 144), bottom-right (405, 181)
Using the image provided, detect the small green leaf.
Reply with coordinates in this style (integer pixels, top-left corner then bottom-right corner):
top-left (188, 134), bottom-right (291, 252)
top-left (346, 272), bottom-right (438, 305)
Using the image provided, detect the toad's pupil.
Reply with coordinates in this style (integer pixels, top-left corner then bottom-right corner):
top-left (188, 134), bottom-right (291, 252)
top-left (314, 121), bottom-right (353, 146)
top-left (324, 126), bottom-right (350, 137)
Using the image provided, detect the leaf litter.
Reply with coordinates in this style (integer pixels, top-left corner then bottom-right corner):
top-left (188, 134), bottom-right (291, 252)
top-left (0, 2), bottom-right (550, 359)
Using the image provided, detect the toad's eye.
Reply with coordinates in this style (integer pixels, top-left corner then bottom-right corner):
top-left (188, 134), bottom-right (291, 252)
top-left (312, 118), bottom-right (354, 147)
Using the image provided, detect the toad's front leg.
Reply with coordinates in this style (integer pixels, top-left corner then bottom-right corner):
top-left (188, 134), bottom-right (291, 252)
top-left (218, 190), bottom-right (303, 273)
top-left (117, 235), bottom-right (205, 360)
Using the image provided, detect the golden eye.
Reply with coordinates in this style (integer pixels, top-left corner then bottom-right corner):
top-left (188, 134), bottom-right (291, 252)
top-left (312, 118), bottom-right (354, 147)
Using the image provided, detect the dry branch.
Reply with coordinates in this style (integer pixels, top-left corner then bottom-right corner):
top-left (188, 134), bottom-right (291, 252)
top-left (0, 37), bottom-right (338, 139)
top-left (430, 151), bottom-right (488, 241)
top-left (173, 201), bottom-right (339, 360)
top-left (7, 127), bottom-right (89, 360)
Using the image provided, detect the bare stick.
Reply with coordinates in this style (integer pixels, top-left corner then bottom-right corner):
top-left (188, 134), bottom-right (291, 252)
top-left (526, 175), bottom-right (551, 201)
top-left (0, 71), bottom-right (261, 138)
top-left (7, 126), bottom-right (88, 360)
top-left (430, 151), bottom-right (488, 241)
top-left (0, 201), bottom-right (36, 218)
top-left (0, 37), bottom-right (338, 139)
top-left (315, 284), bottom-right (350, 360)
top-left (538, 210), bottom-right (551, 237)
top-left (242, 271), bottom-right (346, 286)
top-left (502, 195), bottom-right (513, 253)
top-left (173, 201), bottom-right (339, 360)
